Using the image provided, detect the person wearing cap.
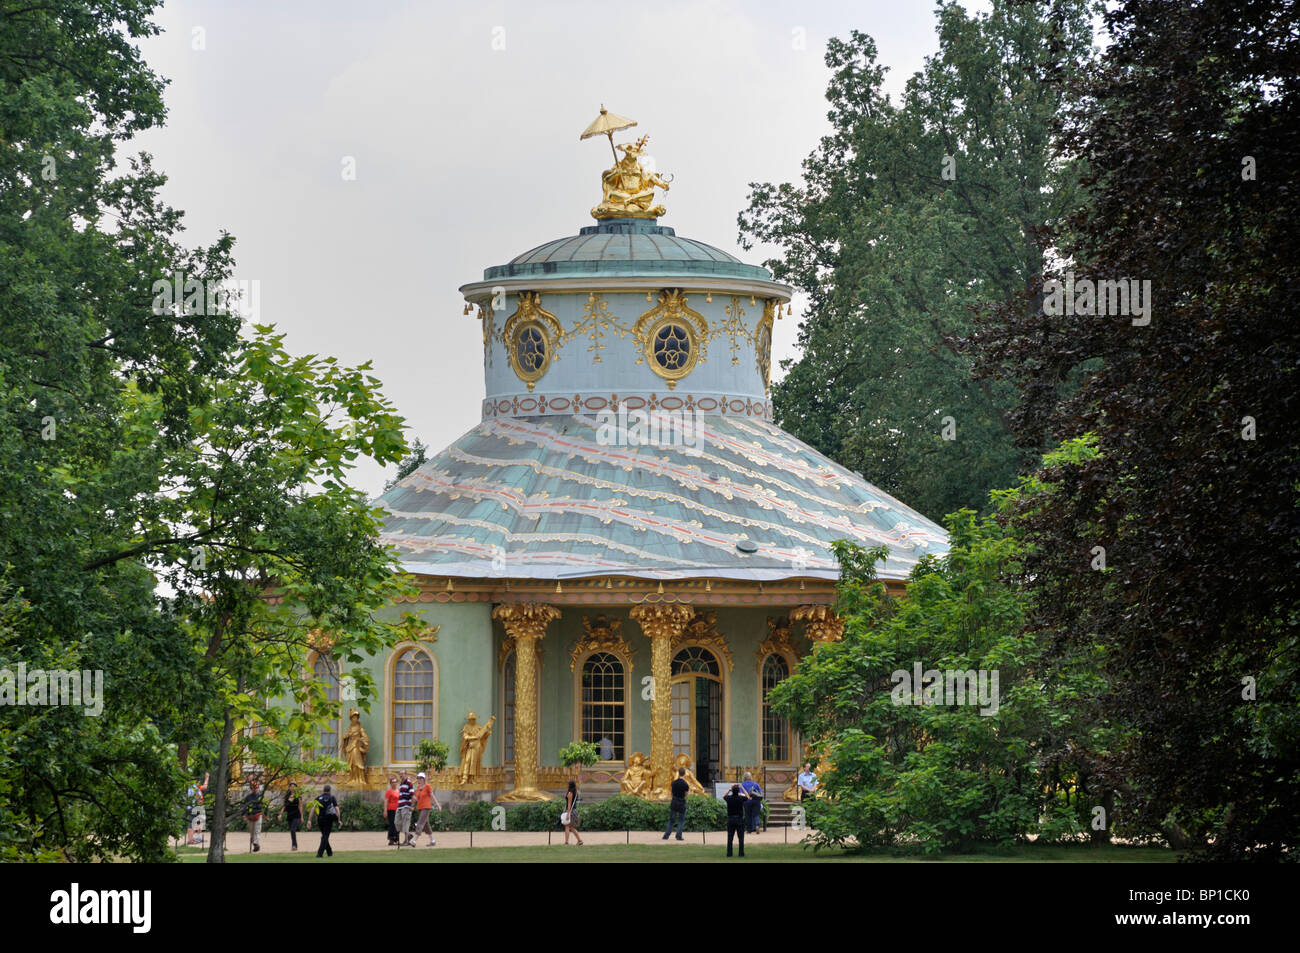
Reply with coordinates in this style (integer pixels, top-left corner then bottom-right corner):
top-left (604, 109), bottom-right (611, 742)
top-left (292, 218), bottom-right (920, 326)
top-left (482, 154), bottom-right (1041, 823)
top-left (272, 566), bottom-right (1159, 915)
top-left (412, 772), bottom-right (440, 847)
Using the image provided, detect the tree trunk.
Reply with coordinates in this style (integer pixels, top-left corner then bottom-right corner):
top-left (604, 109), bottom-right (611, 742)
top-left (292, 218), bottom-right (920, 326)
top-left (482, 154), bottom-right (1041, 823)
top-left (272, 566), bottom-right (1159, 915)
top-left (206, 701), bottom-right (237, 863)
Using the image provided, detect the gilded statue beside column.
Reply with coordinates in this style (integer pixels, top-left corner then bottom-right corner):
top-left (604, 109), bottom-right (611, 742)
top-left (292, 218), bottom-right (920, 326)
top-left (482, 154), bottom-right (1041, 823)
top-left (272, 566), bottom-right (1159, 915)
top-left (671, 753), bottom-right (706, 794)
top-left (341, 708), bottom-right (370, 786)
top-left (619, 752), bottom-right (653, 797)
top-left (457, 710), bottom-right (496, 784)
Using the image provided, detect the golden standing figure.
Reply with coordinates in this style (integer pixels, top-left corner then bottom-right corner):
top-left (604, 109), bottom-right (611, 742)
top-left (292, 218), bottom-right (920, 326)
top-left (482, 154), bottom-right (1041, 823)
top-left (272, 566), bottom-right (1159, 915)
top-left (458, 710), bottom-right (496, 784)
top-left (341, 708), bottom-right (369, 786)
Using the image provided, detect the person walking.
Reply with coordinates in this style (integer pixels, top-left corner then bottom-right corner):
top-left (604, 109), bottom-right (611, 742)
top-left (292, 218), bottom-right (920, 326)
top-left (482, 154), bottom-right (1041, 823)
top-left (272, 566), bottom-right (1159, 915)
top-left (242, 779), bottom-right (265, 854)
top-left (395, 770), bottom-right (415, 847)
top-left (308, 784), bottom-right (341, 858)
top-left (383, 775), bottom-right (400, 845)
top-left (662, 766), bottom-right (689, 841)
top-left (563, 779), bottom-right (584, 846)
top-left (741, 771), bottom-right (764, 834)
top-left (278, 781), bottom-right (302, 851)
top-left (412, 772), bottom-right (440, 847)
top-left (723, 783), bottom-right (748, 857)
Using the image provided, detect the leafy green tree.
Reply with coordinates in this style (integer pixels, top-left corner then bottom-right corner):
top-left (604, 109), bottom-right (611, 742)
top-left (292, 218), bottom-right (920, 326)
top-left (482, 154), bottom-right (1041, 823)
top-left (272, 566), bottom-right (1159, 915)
top-left (1, 3), bottom-right (423, 861)
top-left (973, 0), bottom-right (1300, 860)
top-left (122, 328), bottom-right (422, 863)
top-left (772, 443), bottom-right (1120, 853)
top-left (0, 0), bottom-right (240, 861)
top-left (385, 438), bottom-right (428, 490)
top-left (739, 1), bottom-right (1094, 520)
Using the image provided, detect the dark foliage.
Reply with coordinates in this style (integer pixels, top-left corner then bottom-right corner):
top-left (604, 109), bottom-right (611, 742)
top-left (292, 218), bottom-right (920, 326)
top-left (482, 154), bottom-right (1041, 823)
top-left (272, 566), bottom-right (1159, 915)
top-left (971, 0), bottom-right (1300, 860)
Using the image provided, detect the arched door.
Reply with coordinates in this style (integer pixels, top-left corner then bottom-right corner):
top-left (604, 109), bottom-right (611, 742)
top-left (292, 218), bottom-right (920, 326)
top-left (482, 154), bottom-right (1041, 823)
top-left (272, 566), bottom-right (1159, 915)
top-left (671, 646), bottom-right (722, 786)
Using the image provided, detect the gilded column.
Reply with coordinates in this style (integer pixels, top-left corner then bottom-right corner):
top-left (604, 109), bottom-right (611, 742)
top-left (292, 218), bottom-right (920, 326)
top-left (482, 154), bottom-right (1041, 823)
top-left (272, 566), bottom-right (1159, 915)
top-left (789, 605), bottom-right (843, 800)
top-left (791, 604), bottom-right (843, 646)
top-left (630, 603), bottom-right (695, 799)
top-left (493, 603), bottom-right (560, 801)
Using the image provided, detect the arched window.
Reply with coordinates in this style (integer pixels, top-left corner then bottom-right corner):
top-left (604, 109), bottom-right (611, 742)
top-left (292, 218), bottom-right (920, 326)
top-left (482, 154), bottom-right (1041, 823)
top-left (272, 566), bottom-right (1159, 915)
top-left (672, 645), bottom-right (721, 677)
top-left (761, 654), bottom-right (791, 763)
top-left (391, 647), bottom-right (435, 763)
top-left (580, 652), bottom-right (625, 762)
top-left (311, 654), bottom-right (341, 756)
top-left (502, 652), bottom-right (517, 764)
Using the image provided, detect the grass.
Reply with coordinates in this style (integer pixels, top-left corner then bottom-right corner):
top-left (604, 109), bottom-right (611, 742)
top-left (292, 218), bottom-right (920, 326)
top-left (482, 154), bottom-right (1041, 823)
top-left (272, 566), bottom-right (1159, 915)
top-left (177, 842), bottom-right (1177, 863)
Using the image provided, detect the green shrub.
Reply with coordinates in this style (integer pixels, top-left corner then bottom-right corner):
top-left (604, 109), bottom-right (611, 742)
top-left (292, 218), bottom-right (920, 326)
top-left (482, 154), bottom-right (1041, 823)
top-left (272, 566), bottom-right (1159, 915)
top-left (683, 794), bottom-right (727, 831)
top-left (447, 800), bottom-right (497, 831)
top-left (506, 800), bottom-right (565, 831)
top-left (337, 793), bottom-right (388, 832)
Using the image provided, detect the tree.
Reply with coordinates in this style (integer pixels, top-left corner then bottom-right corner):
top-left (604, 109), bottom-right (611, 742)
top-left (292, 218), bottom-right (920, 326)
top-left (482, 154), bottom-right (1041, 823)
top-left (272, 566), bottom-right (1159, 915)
top-left (771, 447), bottom-right (1116, 853)
top-left (0, 0), bottom-right (240, 861)
top-left (124, 327), bottom-right (422, 863)
top-left (385, 438), bottom-right (428, 490)
top-left (972, 0), bottom-right (1300, 859)
top-left (739, 1), bottom-right (1094, 520)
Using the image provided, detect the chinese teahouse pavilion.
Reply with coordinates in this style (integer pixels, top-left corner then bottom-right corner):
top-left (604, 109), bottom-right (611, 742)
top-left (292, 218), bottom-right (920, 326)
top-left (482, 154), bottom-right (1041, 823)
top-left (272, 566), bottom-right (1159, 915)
top-left (325, 110), bottom-right (948, 803)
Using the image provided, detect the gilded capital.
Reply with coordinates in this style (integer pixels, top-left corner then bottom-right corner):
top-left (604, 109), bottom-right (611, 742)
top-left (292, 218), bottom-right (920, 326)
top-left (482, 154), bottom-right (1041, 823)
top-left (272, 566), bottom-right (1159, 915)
top-left (629, 603), bottom-right (695, 640)
top-left (492, 603), bottom-right (561, 641)
top-left (791, 604), bottom-right (843, 643)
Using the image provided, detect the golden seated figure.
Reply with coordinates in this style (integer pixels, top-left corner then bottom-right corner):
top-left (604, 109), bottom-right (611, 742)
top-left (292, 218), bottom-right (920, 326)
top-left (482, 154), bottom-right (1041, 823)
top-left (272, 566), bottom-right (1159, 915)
top-left (591, 135), bottom-right (670, 220)
top-left (620, 752), bottom-right (653, 797)
top-left (671, 753), bottom-right (706, 794)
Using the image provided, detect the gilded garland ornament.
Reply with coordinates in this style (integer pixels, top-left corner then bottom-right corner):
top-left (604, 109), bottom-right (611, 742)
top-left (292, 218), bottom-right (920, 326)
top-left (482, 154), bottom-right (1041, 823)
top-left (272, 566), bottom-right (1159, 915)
top-left (756, 300), bottom-right (776, 393)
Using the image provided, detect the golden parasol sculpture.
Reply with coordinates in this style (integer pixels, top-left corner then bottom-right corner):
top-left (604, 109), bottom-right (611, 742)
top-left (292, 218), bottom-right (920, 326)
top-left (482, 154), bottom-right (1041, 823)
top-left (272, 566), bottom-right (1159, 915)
top-left (580, 105), bottom-right (637, 164)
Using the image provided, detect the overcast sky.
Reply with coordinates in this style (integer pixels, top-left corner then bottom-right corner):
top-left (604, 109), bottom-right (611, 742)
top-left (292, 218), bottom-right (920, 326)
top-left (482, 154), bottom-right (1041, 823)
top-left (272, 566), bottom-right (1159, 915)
top-left (131, 0), bottom-right (988, 497)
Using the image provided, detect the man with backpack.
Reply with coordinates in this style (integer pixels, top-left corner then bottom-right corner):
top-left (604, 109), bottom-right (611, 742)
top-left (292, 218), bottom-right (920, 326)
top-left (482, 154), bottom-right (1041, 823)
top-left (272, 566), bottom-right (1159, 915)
top-left (308, 784), bottom-right (342, 858)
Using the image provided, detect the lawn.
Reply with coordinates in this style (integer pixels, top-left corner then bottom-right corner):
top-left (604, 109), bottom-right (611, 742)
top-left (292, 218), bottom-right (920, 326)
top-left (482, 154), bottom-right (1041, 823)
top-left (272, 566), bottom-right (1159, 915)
top-left (177, 843), bottom-right (1177, 863)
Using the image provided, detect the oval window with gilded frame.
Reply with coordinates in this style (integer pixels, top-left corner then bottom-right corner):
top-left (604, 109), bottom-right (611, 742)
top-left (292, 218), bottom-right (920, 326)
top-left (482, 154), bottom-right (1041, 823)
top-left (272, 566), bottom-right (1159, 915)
top-left (510, 320), bottom-right (551, 387)
top-left (644, 316), bottom-right (699, 383)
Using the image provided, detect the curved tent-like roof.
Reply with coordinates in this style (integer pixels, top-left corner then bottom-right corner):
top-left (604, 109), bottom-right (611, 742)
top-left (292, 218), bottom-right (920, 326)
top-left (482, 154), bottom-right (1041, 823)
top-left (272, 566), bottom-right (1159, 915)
top-left (376, 412), bottom-right (947, 582)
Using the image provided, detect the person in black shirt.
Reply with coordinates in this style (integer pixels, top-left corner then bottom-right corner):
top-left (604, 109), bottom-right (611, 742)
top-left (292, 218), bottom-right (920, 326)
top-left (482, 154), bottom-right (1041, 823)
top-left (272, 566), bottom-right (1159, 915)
top-left (723, 784), bottom-right (748, 857)
top-left (662, 767), bottom-right (689, 840)
top-left (279, 781), bottom-right (302, 851)
top-left (308, 784), bottom-right (341, 858)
